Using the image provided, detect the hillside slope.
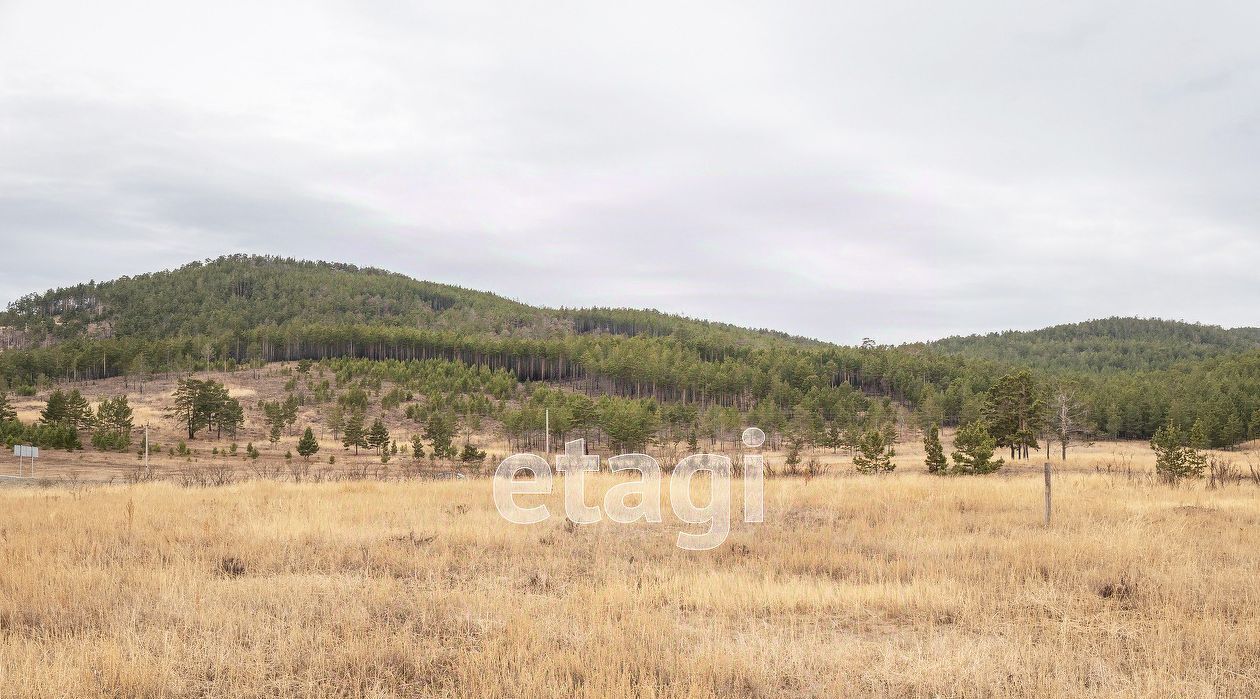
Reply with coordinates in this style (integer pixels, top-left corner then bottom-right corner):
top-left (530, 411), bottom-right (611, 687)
top-left (2, 257), bottom-right (1259, 447)
top-left (923, 317), bottom-right (1260, 373)
top-left (0, 255), bottom-right (816, 350)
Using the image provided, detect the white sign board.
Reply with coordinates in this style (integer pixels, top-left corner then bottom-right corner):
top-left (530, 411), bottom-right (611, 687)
top-left (13, 445), bottom-right (38, 458)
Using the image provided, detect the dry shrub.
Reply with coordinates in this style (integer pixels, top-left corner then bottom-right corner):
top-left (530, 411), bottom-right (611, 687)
top-left (219, 556), bottom-right (247, 577)
top-left (1207, 456), bottom-right (1241, 489)
top-left (1097, 576), bottom-right (1138, 600)
top-left (805, 457), bottom-right (829, 479)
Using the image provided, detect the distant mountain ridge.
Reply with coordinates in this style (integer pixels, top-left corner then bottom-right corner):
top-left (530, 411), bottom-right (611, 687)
top-left (3, 257), bottom-right (1254, 369)
top-left (2, 256), bottom-right (1259, 447)
top-left (922, 317), bottom-right (1260, 373)
top-left (0, 255), bottom-right (818, 349)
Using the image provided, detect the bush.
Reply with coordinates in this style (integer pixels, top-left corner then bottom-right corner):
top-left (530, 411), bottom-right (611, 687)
top-left (804, 457), bottom-right (829, 478)
top-left (91, 429), bottom-right (132, 452)
top-left (783, 440), bottom-right (802, 476)
top-left (338, 387), bottom-right (370, 411)
top-left (460, 443), bottom-right (487, 464)
top-left (2, 421), bottom-right (82, 451)
top-left (380, 387), bottom-right (411, 411)
top-left (1151, 421), bottom-right (1206, 482)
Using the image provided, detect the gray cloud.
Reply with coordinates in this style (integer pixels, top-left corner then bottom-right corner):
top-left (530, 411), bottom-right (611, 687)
top-left (1, 0), bottom-right (1258, 343)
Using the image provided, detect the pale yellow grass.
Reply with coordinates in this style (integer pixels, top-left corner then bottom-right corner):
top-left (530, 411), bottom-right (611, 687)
top-left (2, 471), bottom-right (1259, 698)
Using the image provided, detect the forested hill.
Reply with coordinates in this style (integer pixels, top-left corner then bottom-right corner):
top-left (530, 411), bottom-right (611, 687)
top-left (2, 256), bottom-right (1259, 448)
top-left (922, 317), bottom-right (1260, 373)
top-left (0, 255), bottom-right (814, 348)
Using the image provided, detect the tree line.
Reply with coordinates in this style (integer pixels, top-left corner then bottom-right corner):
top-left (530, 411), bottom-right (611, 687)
top-left (3, 257), bottom-right (1259, 448)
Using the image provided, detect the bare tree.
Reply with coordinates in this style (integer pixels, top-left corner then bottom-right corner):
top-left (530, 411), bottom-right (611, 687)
top-left (1048, 383), bottom-right (1093, 460)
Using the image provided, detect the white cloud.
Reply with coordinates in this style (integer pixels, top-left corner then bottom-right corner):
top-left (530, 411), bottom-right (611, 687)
top-left (1, 0), bottom-right (1257, 343)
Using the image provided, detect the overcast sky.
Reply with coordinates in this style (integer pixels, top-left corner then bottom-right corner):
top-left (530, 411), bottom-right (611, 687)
top-left (1, 1), bottom-right (1257, 344)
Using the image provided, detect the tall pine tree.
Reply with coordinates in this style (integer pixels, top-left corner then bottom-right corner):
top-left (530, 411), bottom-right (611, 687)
top-left (982, 370), bottom-right (1044, 459)
top-left (0, 392), bottom-right (16, 423)
top-left (924, 424), bottom-right (947, 474)
top-left (342, 412), bottom-right (367, 454)
top-left (367, 418), bottom-right (390, 454)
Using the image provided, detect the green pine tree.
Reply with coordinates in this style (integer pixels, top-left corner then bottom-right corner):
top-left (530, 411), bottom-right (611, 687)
top-left (297, 427), bottom-right (320, 461)
top-left (1150, 421), bottom-right (1205, 482)
top-left (1188, 418), bottom-right (1209, 450)
top-left (41, 389), bottom-right (69, 424)
top-left (367, 418), bottom-right (390, 454)
top-left (853, 428), bottom-right (895, 474)
top-left (1220, 414), bottom-right (1244, 449)
top-left (460, 442), bottom-right (487, 464)
top-left (424, 413), bottom-right (456, 460)
top-left (170, 378), bottom-right (237, 439)
top-left (951, 421), bottom-right (1003, 474)
top-left (924, 424), bottom-right (948, 474)
top-left (342, 412), bottom-right (366, 454)
top-left (324, 404), bottom-right (345, 441)
top-left (982, 370), bottom-right (1043, 459)
top-left (64, 390), bottom-right (94, 430)
top-left (784, 439), bottom-right (802, 475)
top-left (218, 399), bottom-right (245, 439)
top-left (91, 395), bottom-right (135, 451)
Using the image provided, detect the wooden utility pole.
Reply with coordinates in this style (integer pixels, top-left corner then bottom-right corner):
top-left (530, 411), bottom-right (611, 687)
top-left (1043, 462), bottom-right (1052, 527)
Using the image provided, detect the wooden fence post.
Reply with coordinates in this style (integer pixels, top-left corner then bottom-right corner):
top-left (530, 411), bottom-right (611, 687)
top-left (1043, 461), bottom-right (1052, 527)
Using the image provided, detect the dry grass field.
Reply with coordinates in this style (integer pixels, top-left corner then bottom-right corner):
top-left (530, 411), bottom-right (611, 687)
top-left (5, 367), bottom-right (1260, 696)
top-left (3, 466), bottom-right (1259, 698)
